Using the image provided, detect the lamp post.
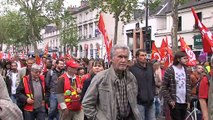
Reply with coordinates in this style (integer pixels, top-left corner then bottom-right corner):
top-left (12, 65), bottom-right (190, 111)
top-left (145, 0), bottom-right (150, 53)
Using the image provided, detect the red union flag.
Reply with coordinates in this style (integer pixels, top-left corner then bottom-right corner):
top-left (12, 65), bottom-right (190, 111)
top-left (191, 7), bottom-right (213, 54)
top-left (160, 37), bottom-right (173, 68)
top-left (44, 43), bottom-right (48, 55)
top-left (98, 13), bottom-right (112, 62)
top-left (179, 37), bottom-right (196, 66)
top-left (151, 42), bottom-right (161, 61)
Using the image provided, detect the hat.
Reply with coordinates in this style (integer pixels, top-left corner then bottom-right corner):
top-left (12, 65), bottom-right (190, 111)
top-left (66, 59), bottom-right (80, 68)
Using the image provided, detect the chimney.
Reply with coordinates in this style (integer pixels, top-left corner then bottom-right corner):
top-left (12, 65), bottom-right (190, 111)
top-left (68, 6), bottom-right (78, 13)
top-left (81, 0), bottom-right (89, 7)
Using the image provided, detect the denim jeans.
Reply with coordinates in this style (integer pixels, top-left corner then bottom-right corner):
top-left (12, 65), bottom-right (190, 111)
top-left (24, 106), bottom-right (46, 120)
top-left (154, 96), bottom-right (161, 118)
top-left (10, 94), bottom-right (17, 104)
top-left (138, 102), bottom-right (156, 120)
top-left (48, 93), bottom-right (59, 120)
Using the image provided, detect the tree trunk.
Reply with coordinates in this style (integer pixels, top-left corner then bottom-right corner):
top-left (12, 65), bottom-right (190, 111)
top-left (171, 0), bottom-right (179, 54)
top-left (113, 16), bottom-right (119, 45)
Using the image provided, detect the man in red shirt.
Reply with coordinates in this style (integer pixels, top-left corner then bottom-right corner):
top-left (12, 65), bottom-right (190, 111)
top-left (198, 71), bottom-right (209, 120)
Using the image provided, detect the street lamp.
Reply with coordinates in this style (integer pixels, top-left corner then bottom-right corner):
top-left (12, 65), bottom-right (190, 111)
top-left (145, 0), bottom-right (151, 53)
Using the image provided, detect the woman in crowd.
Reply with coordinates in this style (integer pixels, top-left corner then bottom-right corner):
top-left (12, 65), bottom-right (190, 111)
top-left (152, 60), bottom-right (163, 119)
top-left (81, 59), bottom-right (105, 101)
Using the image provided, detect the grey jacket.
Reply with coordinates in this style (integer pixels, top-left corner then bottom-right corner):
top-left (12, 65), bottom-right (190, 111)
top-left (0, 75), bottom-right (23, 120)
top-left (82, 67), bottom-right (142, 120)
top-left (208, 75), bottom-right (213, 119)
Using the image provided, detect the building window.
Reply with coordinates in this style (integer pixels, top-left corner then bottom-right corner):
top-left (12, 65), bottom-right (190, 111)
top-left (89, 23), bottom-right (93, 38)
top-left (78, 26), bottom-right (82, 38)
top-left (178, 16), bottom-right (182, 31)
top-left (80, 14), bottom-right (82, 22)
top-left (90, 44), bottom-right (93, 59)
top-left (84, 25), bottom-right (87, 39)
top-left (195, 12), bottom-right (202, 29)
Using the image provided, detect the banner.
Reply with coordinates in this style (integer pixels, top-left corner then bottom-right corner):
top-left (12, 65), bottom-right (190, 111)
top-left (179, 37), bottom-right (196, 66)
top-left (98, 13), bottom-right (112, 62)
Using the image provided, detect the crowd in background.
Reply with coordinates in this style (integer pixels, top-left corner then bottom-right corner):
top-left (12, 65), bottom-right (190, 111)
top-left (0, 44), bottom-right (212, 120)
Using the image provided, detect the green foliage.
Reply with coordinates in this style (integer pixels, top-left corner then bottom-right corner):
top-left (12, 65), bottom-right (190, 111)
top-left (0, 11), bottom-right (29, 46)
top-left (3, 0), bottom-right (65, 53)
top-left (90, 0), bottom-right (138, 22)
top-left (89, 0), bottom-right (138, 44)
top-left (149, 0), bottom-right (162, 11)
top-left (60, 10), bottom-right (78, 48)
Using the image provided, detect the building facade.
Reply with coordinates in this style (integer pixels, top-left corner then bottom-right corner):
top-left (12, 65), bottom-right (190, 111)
top-left (71, 1), bottom-right (124, 59)
top-left (155, 0), bottom-right (213, 52)
top-left (124, 0), bottom-right (213, 57)
top-left (40, 0), bottom-right (125, 59)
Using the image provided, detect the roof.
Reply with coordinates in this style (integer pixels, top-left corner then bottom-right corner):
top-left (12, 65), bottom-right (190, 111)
top-left (70, 2), bottom-right (90, 15)
top-left (151, 0), bottom-right (172, 16)
top-left (166, 0), bottom-right (213, 13)
top-left (44, 25), bottom-right (58, 34)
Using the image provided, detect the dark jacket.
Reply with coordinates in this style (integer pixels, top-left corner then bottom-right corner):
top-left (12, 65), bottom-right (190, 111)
top-left (161, 66), bottom-right (191, 104)
top-left (16, 75), bottom-right (49, 109)
top-left (80, 73), bottom-right (95, 102)
top-left (129, 62), bottom-right (155, 106)
top-left (45, 69), bottom-right (63, 93)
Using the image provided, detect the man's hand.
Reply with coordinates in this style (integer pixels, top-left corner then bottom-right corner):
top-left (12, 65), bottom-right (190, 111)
top-left (169, 101), bottom-right (176, 109)
top-left (62, 108), bottom-right (69, 118)
top-left (77, 88), bottom-right (82, 94)
top-left (187, 102), bottom-right (190, 110)
top-left (27, 98), bottom-right (34, 104)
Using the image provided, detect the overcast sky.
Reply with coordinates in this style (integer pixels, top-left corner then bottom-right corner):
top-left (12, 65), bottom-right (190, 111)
top-left (64, 0), bottom-right (81, 8)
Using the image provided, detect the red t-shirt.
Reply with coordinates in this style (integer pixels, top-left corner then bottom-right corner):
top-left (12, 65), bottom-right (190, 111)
top-left (198, 76), bottom-right (209, 99)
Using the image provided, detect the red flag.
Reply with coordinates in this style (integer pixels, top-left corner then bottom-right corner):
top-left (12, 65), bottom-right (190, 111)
top-left (160, 39), bottom-right (168, 59)
top-left (7, 51), bottom-right (11, 60)
top-left (151, 42), bottom-right (161, 61)
top-left (52, 52), bottom-right (57, 59)
top-left (0, 52), bottom-right (3, 60)
top-left (191, 7), bottom-right (213, 54)
top-left (179, 37), bottom-right (196, 66)
top-left (35, 55), bottom-right (41, 65)
top-left (44, 43), bottom-right (48, 55)
top-left (160, 38), bottom-right (173, 68)
top-left (98, 13), bottom-right (112, 62)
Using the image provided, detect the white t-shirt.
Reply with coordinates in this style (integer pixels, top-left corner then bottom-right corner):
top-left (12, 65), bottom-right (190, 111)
top-left (172, 65), bottom-right (186, 104)
top-left (11, 73), bottom-right (18, 94)
top-left (15, 61), bottom-right (21, 70)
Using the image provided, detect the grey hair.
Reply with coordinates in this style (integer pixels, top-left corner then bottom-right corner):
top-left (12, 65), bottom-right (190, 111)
top-left (31, 63), bottom-right (42, 70)
top-left (110, 44), bottom-right (130, 59)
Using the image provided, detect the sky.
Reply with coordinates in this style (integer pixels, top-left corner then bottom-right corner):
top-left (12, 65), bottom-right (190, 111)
top-left (64, 0), bottom-right (81, 8)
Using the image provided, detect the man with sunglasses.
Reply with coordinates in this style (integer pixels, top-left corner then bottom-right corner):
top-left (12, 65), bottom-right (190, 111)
top-left (16, 63), bottom-right (48, 120)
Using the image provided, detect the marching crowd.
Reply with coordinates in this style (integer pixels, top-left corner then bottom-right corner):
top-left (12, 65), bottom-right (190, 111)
top-left (0, 44), bottom-right (212, 120)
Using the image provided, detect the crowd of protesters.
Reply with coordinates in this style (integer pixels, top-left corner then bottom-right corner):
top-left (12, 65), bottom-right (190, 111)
top-left (0, 44), bottom-right (212, 120)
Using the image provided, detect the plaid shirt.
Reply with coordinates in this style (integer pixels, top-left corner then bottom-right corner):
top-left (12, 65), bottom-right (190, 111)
top-left (161, 66), bottom-right (191, 104)
top-left (0, 99), bottom-right (23, 120)
top-left (114, 77), bottom-right (130, 119)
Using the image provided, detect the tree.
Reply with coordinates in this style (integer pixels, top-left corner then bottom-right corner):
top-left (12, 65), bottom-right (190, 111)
top-left (60, 10), bottom-right (78, 55)
top-left (89, 0), bottom-right (138, 45)
top-left (6, 0), bottom-right (65, 55)
top-left (0, 11), bottom-right (29, 51)
top-left (171, 0), bottom-right (189, 53)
